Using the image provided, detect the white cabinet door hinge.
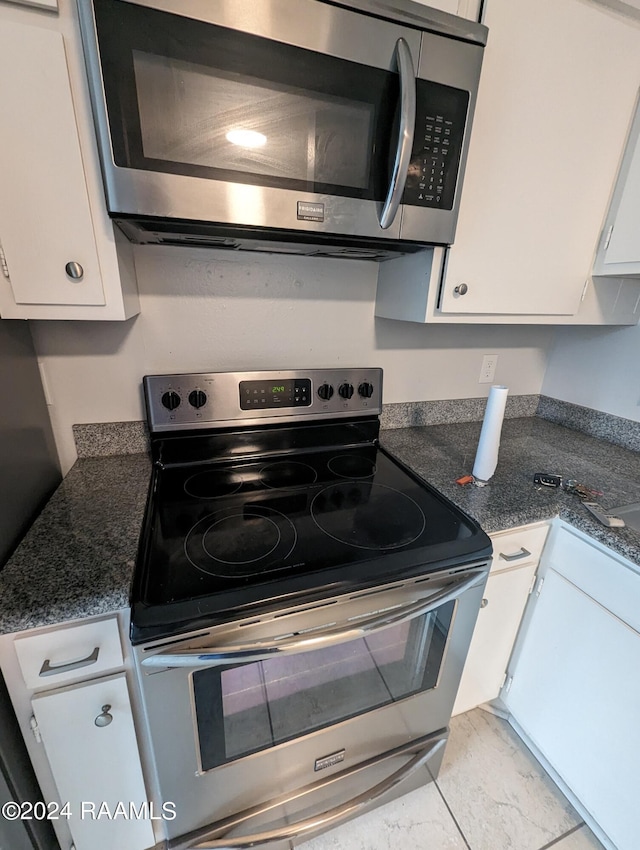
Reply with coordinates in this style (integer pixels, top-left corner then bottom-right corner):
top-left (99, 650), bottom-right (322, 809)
top-left (499, 671), bottom-right (508, 690)
top-left (581, 279), bottom-right (590, 302)
top-left (528, 572), bottom-right (538, 595)
top-left (603, 224), bottom-right (614, 252)
top-left (0, 243), bottom-right (10, 280)
top-left (535, 576), bottom-right (545, 597)
top-left (503, 675), bottom-right (514, 694)
top-left (29, 715), bottom-right (42, 744)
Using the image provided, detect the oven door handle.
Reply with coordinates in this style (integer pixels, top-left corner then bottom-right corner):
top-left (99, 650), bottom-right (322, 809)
top-left (176, 737), bottom-right (446, 849)
top-left (379, 37), bottom-right (416, 229)
top-left (141, 568), bottom-right (486, 669)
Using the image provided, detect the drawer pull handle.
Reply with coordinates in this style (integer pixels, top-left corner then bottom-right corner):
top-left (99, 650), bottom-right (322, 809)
top-left (480, 598), bottom-right (489, 608)
top-left (499, 547), bottom-right (531, 562)
top-left (39, 646), bottom-right (100, 677)
top-left (94, 705), bottom-right (113, 728)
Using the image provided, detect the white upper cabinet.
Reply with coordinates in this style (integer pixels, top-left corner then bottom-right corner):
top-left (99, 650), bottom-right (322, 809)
top-left (377, 0), bottom-right (640, 324)
top-left (593, 90), bottom-right (640, 277)
top-left (0, 21), bottom-right (105, 307)
top-left (0, 3), bottom-right (139, 320)
top-left (8, 0), bottom-right (58, 8)
top-left (411, 0), bottom-right (482, 22)
top-left (440, 0), bottom-right (640, 317)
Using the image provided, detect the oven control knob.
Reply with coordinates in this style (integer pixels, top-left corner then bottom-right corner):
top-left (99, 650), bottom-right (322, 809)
top-left (358, 382), bottom-right (374, 399)
top-left (338, 382), bottom-right (354, 399)
top-left (188, 389), bottom-right (207, 409)
top-left (161, 390), bottom-right (181, 411)
top-left (317, 383), bottom-right (334, 401)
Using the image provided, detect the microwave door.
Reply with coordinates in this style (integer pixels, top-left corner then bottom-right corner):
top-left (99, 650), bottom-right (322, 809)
top-left (83, 0), bottom-right (423, 242)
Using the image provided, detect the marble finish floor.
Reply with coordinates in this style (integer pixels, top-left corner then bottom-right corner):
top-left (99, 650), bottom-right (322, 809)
top-left (299, 709), bottom-right (605, 850)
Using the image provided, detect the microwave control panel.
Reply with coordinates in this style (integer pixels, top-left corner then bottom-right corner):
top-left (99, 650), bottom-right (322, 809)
top-left (403, 81), bottom-right (469, 211)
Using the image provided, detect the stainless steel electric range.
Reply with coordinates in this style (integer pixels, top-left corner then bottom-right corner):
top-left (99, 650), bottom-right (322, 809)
top-left (131, 369), bottom-right (491, 850)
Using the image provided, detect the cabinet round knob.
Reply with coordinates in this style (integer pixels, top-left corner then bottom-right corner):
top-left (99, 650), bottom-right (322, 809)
top-left (94, 705), bottom-right (113, 728)
top-left (454, 283), bottom-right (468, 296)
top-left (65, 261), bottom-right (84, 281)
top-left (480, 598), bottom-right (489, 608)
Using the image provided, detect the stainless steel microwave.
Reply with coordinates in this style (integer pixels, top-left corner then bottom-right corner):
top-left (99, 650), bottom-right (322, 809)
top-left (78, 0), bottom-right (487, 259)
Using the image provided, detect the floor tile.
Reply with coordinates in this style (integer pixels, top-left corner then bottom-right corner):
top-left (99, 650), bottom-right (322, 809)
top-left (298, 780), bottom-right (467, 850)
top-left (436, 709), bottom-right (581, 850)
top-left (550, 825), bottom-right (606, 850)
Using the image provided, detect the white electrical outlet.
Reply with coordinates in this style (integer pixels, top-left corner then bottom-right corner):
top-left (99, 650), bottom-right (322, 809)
top-left (479, 354), bottom-right (498, 383)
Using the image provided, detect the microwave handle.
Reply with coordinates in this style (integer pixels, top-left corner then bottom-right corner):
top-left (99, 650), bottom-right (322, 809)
top-left (180, 737), bottom-right (446, 849)
top-left (141, 567), bottom-right (486, 670)
top-left (379, 38), bottom-right (416, 229)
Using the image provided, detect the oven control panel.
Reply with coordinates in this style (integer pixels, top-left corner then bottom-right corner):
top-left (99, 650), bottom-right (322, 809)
top-left (144, 369), bottom-right (383, 432)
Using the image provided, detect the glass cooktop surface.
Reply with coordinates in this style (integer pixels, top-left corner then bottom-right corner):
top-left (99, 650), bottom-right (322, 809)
top-left (131, 433), bottom-right (491, 642)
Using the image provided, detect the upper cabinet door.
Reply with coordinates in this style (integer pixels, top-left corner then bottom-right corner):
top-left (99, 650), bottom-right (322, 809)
top-left (438, 0), bottom-right (640, 316)
top-left (593, 90), bottom-right (640, 276)
top-left (411, 0), bottom-right (482, 22)
top-left (7, 0), bottom-right (58, 8)
top-left (0, 19), bottom-right (105, 306)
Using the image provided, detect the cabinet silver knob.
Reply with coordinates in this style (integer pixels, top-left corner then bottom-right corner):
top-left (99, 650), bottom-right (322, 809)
top-left (94, 705), bottom-right (113, 727)
top-left (65, 261), bottom-right (84, 281)
top-left (480, 598), bottom-right (489, 608)
top-left (454, 283), bottom-right (468, 295)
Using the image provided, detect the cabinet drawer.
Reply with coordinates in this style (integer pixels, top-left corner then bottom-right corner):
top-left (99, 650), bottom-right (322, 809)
top-left (490, 524), bottom-right (549, 573)
top-left (14, 616), bottom-right (123, 690)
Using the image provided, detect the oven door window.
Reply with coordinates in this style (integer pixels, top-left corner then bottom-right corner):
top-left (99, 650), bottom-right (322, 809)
top-left (92, 0), bottom-right (398, 201)
top-left (192, 602), bottom-right (454, 772)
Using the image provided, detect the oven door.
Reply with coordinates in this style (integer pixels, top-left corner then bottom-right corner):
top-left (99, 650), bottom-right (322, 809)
top-left (80, 0), bottom-right (478, 246)
top-left (135, 564), bottom-right (487, 848)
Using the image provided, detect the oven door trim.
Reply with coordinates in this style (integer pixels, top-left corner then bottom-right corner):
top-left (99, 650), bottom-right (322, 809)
top-left (168, 731), bottom-right (446, 850)
top-left (141, 567), bottom-right (485, 669)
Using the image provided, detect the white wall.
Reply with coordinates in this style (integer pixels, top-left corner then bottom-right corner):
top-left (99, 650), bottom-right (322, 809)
top-left (543, 323), bottom-right (640, 421)
top-left (32, 246), bottom-right (553, 474)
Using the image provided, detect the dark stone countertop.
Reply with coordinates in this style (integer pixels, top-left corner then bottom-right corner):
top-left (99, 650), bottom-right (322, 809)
top-left (1, 417), bottom-right (638, 635)
top-left (381, 418), bottom-right (640, 566)
top-left (0, 453), bottom-right (151, 635)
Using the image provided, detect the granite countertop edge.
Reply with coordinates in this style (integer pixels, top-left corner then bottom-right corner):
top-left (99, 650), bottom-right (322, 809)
top-left (1, 417), bottom-right (639, 636)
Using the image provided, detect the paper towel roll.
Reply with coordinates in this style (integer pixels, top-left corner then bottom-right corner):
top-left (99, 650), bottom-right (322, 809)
top-left (472, 385), bottom-right (509, 486)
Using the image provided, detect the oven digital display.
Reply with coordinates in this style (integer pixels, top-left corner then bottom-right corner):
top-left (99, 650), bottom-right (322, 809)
top-left (240, 379), bottom-right (311, 410)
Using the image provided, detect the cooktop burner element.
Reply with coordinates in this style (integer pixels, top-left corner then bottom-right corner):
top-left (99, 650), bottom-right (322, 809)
top-left (310, 483), bottom-right (426, 550)
top-left (131, 369), bottom-right (492, 643)
top-left (184, 470), bottom-right (242, 499)
top-left (327, 453), bottom-right (377, 479)
top-left (259, 461), bottom-right (317, 489)
top-left (185, 506), bottom-right (297, 576)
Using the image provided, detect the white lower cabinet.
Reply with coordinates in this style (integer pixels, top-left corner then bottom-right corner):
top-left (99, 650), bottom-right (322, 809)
top-left (504, 523), bottom-right (640, 850)
top-left (32, 673), bottom-right (155, 850)
top-left (453, 523), bottom-right (548, 716)
top-left (0, 613), bottom-right (156, 850)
